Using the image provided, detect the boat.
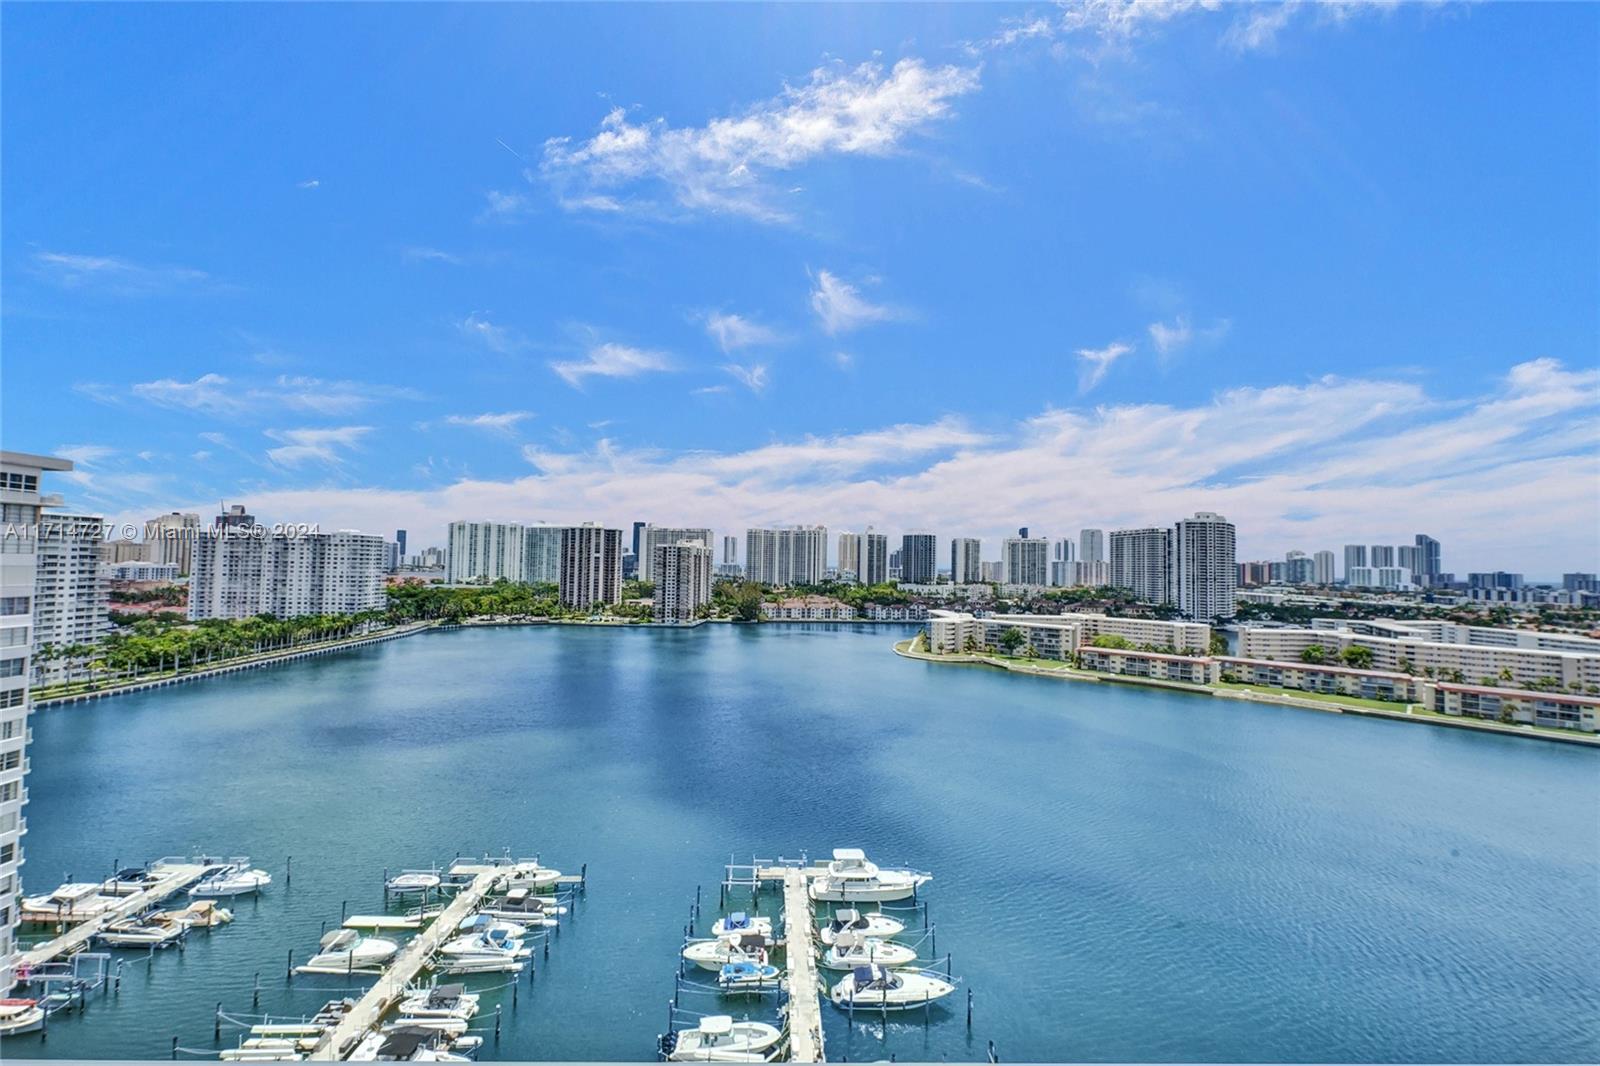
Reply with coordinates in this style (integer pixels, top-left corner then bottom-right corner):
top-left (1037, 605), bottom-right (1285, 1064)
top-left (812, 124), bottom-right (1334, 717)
top-left (829, 964), bottom-right (956, 1011)
top-left (436, 927), bottom-right (530, 961)
top-left (0, 998), bottom-right (45, 1036)
top-left (101, 867), bottom-right (161, 896)
top-left (818, 907), bottom-right (904, 945)
top-left (456, 913), bottom-right (528, 939)
top-left (98, 914), bottom-right (187, 948)
top-left (820, 931), bottom-right (918, 971)
top-left (681, 933), bottom-right (771, 973)
top-left (479, 887), bottom-right (561, 925)
top-left (190, 859), bottom-right (273, 897)
top-left (660, 1015), bottom-right (781, 1062)
top-left (717, 960), bottom-right (782, 992)
top-left (348, 1025), bottom-right (473, 1062)
top-left (385, 871), bottom-right (442, 895)
top-left (20, 883), bottom-right (119, 923)
top-left (161, 899), bottom-right (234, 928)
top-left (807, 849), bottom-right (930, 903)
top-left (709, 911), bottom-right (772, 939)
top-left (396, 984), bottom-right (479, 1021)
top-left (294, 929), bottom-right (399, 974)
top-left (504, 861), bottom-right (562, 891)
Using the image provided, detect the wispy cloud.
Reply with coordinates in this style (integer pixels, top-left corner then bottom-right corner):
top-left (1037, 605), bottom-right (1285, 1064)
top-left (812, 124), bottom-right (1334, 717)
top-left (84, 374), bottom-right (418, 417)
top-left (550, 342), bottom-right (672, 388)
top-left (265, 426), bottom-right (372, 467)
top-left (297, 179), bottom-right (321, 189)
top-left (32, 250), bottom-right (211, 294)
top-left (704, 311), bottom-right (781, 353)
top-left (722, 363), bottom-right (770, 393)
top-left (810, 270), bottom-right (902, 335)
top-left (540, 58), bottom-right (981, 223)
top-left (442, 411), bottom-right (535, 436)
top-left (1148, 315), bottom-right (1231, 360)
top-left (402, 247), bottom-right (463, 265)
top-left (479, 190), bottom-right (534, 223)
top-left (1076, 341), bottom-right (1134, 392)
top-left (457, 312), bottom-right (521, 354)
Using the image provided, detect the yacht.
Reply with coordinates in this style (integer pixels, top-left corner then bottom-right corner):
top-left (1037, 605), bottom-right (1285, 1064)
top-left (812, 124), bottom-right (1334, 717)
top-left (717, 960), bottom-right (782, 992)
top-left (99, 914), bottom-right (187, 948)
top-left (21, 882), bottom-right (119, 923)
top-left (396, 985), bottom-right (479, 1021)
top-left (385, 871), bottom-right (442, 895)
top-left (819, 907), bottom-right (904, 945)
top-left (479, 887), bottom-right (561, 926)
top-left (0, 998), bottom-right (46, 1036)
top-left (829, 964), bottom-right (956, 1011)
top-left (820, 931), bottom-right (918, 971)
top-left (807, 849), bottom-right (930, 903)
top-left (436, 926), bottom-right (530, 962)
top-left (190, 859), bottom-right (273, 897)
top-left (660, 1015), bottom-right (781, 1062)
top-left (294, 929), bottom-right (399, 974)
top-left (504, 861), bottom-right (562, 891)
top-left (710, 911), bottom-right (772, 939)
top-left (681, 933), bottom-right (772, 972)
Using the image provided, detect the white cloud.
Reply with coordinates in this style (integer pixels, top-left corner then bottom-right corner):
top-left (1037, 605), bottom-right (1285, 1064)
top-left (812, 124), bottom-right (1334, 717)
top-left (550, 342), bottom-right (672, 388)
top-left (457, 312), bottom-right (520, 354)
top-left (297, 179), bottom-right (320, 189)
top-left (479, 190), bottom-right (533, 223)
top-left (704, 311), bottom-right (781, 353)
top-left (101, 373), bottom-right (417, 417)
top-left (810, 270), bottom-right (901, 335)
top-left (265, 426), bottom-right (372, 467)
top-left (722, 363), bottom-right (770, 393)
top-left (1147, 317), bottom-right (1192, 357)
top-left (442, 411), bottom-right (535, 436)
top-left (401, 247), bottom-right (463, 265)
top-left (129, 373), bottom-right (242, 414)
top-left (33, 250), bottom-right (211, 293)
top-left (1076, 341), bottom-right (1134, 392)
top-left (540, 58), bottom-right (981, 222)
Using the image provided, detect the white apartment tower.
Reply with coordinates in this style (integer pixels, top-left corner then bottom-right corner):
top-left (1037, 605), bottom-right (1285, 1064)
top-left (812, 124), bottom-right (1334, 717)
top-left (1002, 536), bottom-right (1050, 587)
top-left (652, 541), bottom-right (713, 622)
top-left (446, 520), bottom-right (525, 585)
top-left (900, 533), bottom-right (938, 584)
top-left (1078, 529), bottom-right (1106, 565)
top-left (1343, 544), bottom-right (1367, 582)
top-left (950, 537), bottom-right (982, 584)
top-left (523, 525), bottom-right (562, 585)
top-left (744, 526), bottom-right (828, 587)
top-left (32, 512), bottom-right (110, 682)
top-left (1049, 537), bottom-right (1077, 587)
top-left (1171, 511), bottom-right (1237, 621)
top-left (559, 524), bottom-right (623, 609)
top-left (638, 526), bottom-right (713, 583)
top-left (145, 511), bottom-right (201, 575)
top-left (189, 525), bottom-right (386, 620)
top-left (722, 536), bottom-right (738, 566)
top-left (0, 451), bottom-right (73, 993)
top-left (861, 531), bottom-right (888, 586)
top-left (837, 531), bottom-right (863, 582)
top-left (1313, 550), bottom-right (1336, 586)
top-left (1110, 527), bottom-right (1172, 604)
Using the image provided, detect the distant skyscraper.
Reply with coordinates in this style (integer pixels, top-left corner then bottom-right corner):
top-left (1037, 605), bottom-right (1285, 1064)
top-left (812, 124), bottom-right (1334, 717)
top-left (1414, 534), bottom-right (1441, 586)
top-left (1002, 536), bottom-right (1049, 586)
top-left (900, 533), bottom-right (937, 584)
top-left (190, 525), bottom-right (385, 619)
top-left (1049, 537), bottom-right (1076, 586)
top-left (631, 521), bottom-right (647, 561)
top-left (33, 512), bottom-right (111, 682)
top-left (744, 526), bottom-right (827, 586)
top-left (1078, 529), bottom-right (1106, 566)
top-left (447, 521), bottom-right (524, 584)
top-left (950, 537), bottom-right (982, 584)
top-left (1171, 512), bottom-right (1236, 620)
top-left (1397, 544), bottom-right (1419, 577)
top-left (395, 529), bottom-right (407, 561)
top-left (1110, 527), bottom-right (1171, 604)
top-left (1370, 544), bottom-right (1395, 568)
top-left (652, 541), bottom-right (713, 622)
top-left (1313, 550), bottom-right (1336, 585)
top-left (638, 526), bottom-right (713, 583)
top-left (1284, 551), bottom-right (1315, 585)
top-left (722, 536), bottom-right (738, 565)
top-left (861, 530), bottom-right (888, 586)
top-left (1562, 572), bottom-right (1597, 593)
top-left (145, 511), bottom-right (200, 575)
top-left (523, 525), bottom-right (562, 584)
top-left (1343, 544), bottom-right (1367, 582)
top-left (560, 524), bottom-right (623, 608)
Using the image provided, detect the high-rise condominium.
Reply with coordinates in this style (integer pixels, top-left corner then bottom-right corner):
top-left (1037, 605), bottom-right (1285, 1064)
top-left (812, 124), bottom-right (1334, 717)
top-left (523, 525), bottom-right (562, 585)
top-left (189, 524), bottom-right (386, 620)
top-left (145, 511), bottom-right (200, 575)
top-left (1284, 551), bottom-right (1315, 585)
top-left (1343, 544), bottom-right (1367, 582)
top-left (837, 531), bottom-right (862, 581)
top-left (0, 451), bottom-right (73, 994)
top-left (1110, 527), bottom-right (1171, 604)
top-left (447, 521), bottom-right (524, 584)
top-left (1049, 538), bottom-right (1076, 587)
top-left (638, 526), bottom-right (713, 583)
top-left (900, 533), bottom-right (938, 584)
top-left (33, 513), bottom-right (110, 683)
top-left (1078, 529), bottom-right (1106, 566)
top-left (722, 536), bottom-right (738, 566)
top-left (1313, 550), bottom-right (1336, 586)
top-left (1414, 534), bottom-right (1441, 586)
top-left (1002, 536), bottom-right (1050, 587)
top-left (560, 524), bottom-right (623, 609)
top-left (652, 541), bottom-right (713, 622)
top-left (1171, 512), bottom-right (1237, 620)
top-left (950, 537), bottom-right (982, 584)
top-left (1370, 544), bottom-right (1396, 568)
top-left (744, 526), bottom-right (828, 587)
top-left (861, 531), bottom-right (888, 586)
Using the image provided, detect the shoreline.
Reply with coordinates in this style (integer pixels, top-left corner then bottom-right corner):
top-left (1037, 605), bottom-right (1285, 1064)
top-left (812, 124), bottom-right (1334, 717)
top-left (892, 639), bottom-right (1600, 748)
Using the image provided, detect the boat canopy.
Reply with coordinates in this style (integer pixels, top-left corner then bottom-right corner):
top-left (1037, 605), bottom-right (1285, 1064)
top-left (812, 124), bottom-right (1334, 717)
top-left (375, 1027), bottom-right (438, 1059)
top-left (699, 1015), bottom-right (733, 1036)
top-left (319, 928), bottom-right (358, 950)
top-left (726, 911), bottom-right (749, 928)
top-left (428, 984), bottom-right (465, 1004)
top-left (736, 933), bottom-right (769, 949)
top-left (833, 848), bottom-right (868, 864)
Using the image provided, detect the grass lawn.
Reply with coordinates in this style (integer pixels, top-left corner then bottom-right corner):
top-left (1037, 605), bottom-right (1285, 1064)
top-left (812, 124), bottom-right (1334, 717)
top-left (1213, 681), bottom-right (1412, 711)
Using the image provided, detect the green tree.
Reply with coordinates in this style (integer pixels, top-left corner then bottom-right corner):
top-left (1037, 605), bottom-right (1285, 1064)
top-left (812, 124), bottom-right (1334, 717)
top-left (1089, 633), bottom-right (1134, 650)
top-left (997, 627), bottom-right (1025, 655)
top-left (1340, 645), bottom-right (1374, 669)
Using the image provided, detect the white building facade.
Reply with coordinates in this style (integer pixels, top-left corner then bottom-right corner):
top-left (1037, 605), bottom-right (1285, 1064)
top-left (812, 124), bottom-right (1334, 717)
top-left (638, 526), bottom-right (713, 583)
top-left (652, 541), bottom-right (713, 622)
top-left (189, 526), bottom-right (386, 620)
top-left (744, 526), bottom-right (828, 587)
top-left (32, 512), bottom-right (111, 681)
top-left (446, 520), bottom-right (525, 585)
top-left (1171, 511), bottom-right (1237, 621)
top-left (1110, 527), bottom-right (1171, 604)
top-left (1002, 537), bottom-right (1050, 587)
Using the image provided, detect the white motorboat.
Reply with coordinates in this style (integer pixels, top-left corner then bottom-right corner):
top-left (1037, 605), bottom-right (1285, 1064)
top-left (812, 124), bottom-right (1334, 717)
top-left (662, 1015), bottom-right (781, 1062)
top-left (21, 882), bottom-right (119, 923)
top-left (0, 998), bottom-right (46, 1036)
top-left (431, 954), bottom-right (523, 975)
top-left (807, 849), bottom-right (930, 903)
top-left (717, 960), bottom-right (781, 992)
top-left (820, 931), bottom-right (918, 971)
top-left (819, 907), bottom-right (904, 945)
top-left (99, 915), bottom-right (187, 948)
top-left (190, 859), bottom-right (273, 898)
top-left (396, 984), bottom-right (478, 1021)
top-left (349, 1025), bottom-right (473, 1061)
top-left (101, 867), bottom-right (162, 896)
top-left (385, 872), bottom-right (441, 895)
top-left (504, 861), bottom-right (562, 891)
top-left (160, 899), bottom-right (234, 928)
top-left (829, 964), bottom-right (956, 1011)
top-left (436, 927), bottom-right (530, 961)
top-left (456, 913), bottom-right (527, 939)
top-left (294, 929), bottom-right (399, 974)
top-left (710, 911), bottom-right (772, 939)
top-left (479, 887), bottom-right (561, 926)
top-left (681, 933), bottom-right (772, 973)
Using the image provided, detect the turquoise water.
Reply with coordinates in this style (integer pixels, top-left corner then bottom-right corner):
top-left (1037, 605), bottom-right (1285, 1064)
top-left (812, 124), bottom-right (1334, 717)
top-left (9, 624), bottom-right (1598, 1062)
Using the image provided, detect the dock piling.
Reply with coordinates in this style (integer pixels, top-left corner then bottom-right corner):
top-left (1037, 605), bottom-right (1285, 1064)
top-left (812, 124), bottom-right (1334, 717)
top-left (253, 971), bottom-right (260, 1007)
top-left (494, 1004), bottom-right (501, 1042)
top-left (967, 987), bottom-right (973, 1029)
top-left (215, 1002), bottom-right (222, 1040)
top-left (286, 855), bottom-right (291, 886)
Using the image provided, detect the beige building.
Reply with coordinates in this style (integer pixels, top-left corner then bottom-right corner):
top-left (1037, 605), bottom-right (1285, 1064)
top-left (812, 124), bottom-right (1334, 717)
top-left (762, 595), bottom-right (856, 620)
top-left (927, 610), bottom-right (1210, 660)
top-left (652, 541), bottom-right (713, 622)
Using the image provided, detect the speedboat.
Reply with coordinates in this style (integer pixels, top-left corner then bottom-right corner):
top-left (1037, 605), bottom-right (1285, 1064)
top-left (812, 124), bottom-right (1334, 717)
top-left (0, 998), bottom-right (45, 1036)
top-left (437, 927), bottom-right (530, 961)
top-left (456, 913), bottom-right (528, 939)
top-left (348, 1025), bottom-right (473, 1062)
top-left (807, 849), bottom-right (930, 903)
top-left (21, 883), bottom-right (119, 923)
top-left (829, 964), bottom-right (956, 1011)
top-left (479, 887), bottom-right (561, 926)
top-left (681, 933), bottom-right (771, 972)
top-left (101, 867), bottom-right (161, 896)
top-left (820, 931), bottom-right (917, 971)
top-left (660, 1015), bottom-right (781, 1062)
top-left (161, 899), bottom-right (234, 928)
top-left (190, 859), bottom-right (273, 897)
top-left (717, 960), bottom-right (781, 992)
top-left (385, 871), bottom-right (442, 895)
top-left (504, 861), bottom-right (562, 891)
top-left (99, 914), bottom-right (187, 948)
top-left (710, 911), bottom-right (772, 939)
top-left (396, 984), bottom-right (479, 1021)
top-left (819, 907), bottom-right (904, 945)
top-left (294, 929), bottom-right (399, 974)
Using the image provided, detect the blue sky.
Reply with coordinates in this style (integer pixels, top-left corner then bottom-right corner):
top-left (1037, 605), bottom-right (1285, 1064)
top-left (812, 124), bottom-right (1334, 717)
top-left (3, 2), bottom-right (1597, 573)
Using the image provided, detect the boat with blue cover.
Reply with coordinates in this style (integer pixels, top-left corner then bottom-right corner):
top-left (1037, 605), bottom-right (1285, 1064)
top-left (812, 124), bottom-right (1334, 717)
top-left (717, 960), bottom-right (781, 992)
top-left (709, 911), bottom-right (772, 939)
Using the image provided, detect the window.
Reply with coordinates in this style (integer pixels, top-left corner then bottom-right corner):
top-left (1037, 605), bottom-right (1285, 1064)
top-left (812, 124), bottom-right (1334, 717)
top-left (0, 782), bottom-right (15, 802)
top-left (0, 628), bottom-right (24, 649)
top-left (0, 843), bottom-right (13, 865)
top-left (0, 597), bottom-right (28, 616)
top-left (0, 659), bottom-right (22, 678)
top-left (0, 689), bottom-right (22, 709)
top-left (0, 750), bottom-right (18, 772)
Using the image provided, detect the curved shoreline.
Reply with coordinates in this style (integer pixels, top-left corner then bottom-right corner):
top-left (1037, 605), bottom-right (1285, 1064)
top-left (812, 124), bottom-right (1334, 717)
top-left (892, 639), bottom-right (1600, 748)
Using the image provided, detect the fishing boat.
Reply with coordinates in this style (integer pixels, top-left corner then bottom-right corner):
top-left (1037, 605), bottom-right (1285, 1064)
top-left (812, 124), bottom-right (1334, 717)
top-left (0, 998), bottom-right (45, 1036)
top-left (385, 871), bottom-right (442, 895)
top-left (190, 859), bottom-right (273, 898)
top-left (504, 861), bottom-right (562, 891)
top-left (820, 931), bottom-right (918, 970)
top-left (161, 900), bottom-right (234, 928)
top-left (660, 1015), bottom-right (781, 1062)
top-left (829, 964), bottom-right (956, 1011)
top-left (100, 867), bottom-right (161, 896)
top-left (717, 960), bottom-right (781, 992)
top-left (294, 929), bottom-right (399, 974)
top-left (807, 849), bottom-right (930, 903)
top-left (456, 913), bottom-right (528, 939)
top-left (396, 984), bottom-right (479, 1021)
top-left (479, 887), bottom-right (561, 926)
top-left (818, 907), bottom-right (904, 945)
top-left (98, 914), bottom-right (187, 948)
top-left (20, 883), bottom-right (119, 923)
top-left (681, 933), bottom-right (772, 972)
top-left (709, 911), bottom-right (772, 939)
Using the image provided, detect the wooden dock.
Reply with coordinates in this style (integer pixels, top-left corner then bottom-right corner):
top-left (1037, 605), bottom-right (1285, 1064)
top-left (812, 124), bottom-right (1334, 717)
top-left (308, 866), bottom-right (509, 1060)
top-left (780, 869), bottom-right (825, 1062)
top-left (19, 862), bottom-right (211, 968)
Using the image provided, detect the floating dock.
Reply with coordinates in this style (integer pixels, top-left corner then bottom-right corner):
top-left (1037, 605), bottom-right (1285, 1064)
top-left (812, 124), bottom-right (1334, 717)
top-left (780, 869), bottom-right (825, 1062)
top-left (19, 861), bottom-right (211, 969)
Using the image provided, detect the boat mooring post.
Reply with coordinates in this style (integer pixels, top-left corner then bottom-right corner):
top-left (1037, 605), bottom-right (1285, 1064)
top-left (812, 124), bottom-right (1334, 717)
top-left (494, 1004), bottom-right (502, 1042)
top-left (171, 1036), bottom-right (178, 1059)
top-left (341, 899), bottom-right (348, 922)
top-left (966, 987), bottom-right (973, 1029)
top-left (580, 863), bottom-right (587, 892)
top-left (215, 1002), bottom-right (222, 1040)
top-left (512, 977), bottom-right (518, 1009)
top-left (930, 923), bottom-right (936, 958)
top-left (253, 972), bottom-right (260, 1007)
top-left (114, 960), bottom-right (123, 994)
top-left (286, 948), bottom-right (293, 981)
top-left (285, 855), bottom-right (291, 886)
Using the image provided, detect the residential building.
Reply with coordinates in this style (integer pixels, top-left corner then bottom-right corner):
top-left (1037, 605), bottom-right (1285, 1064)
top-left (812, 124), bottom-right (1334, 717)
top-left (1284, 551), bottom-right (1315, 585)
top-left (1002, 536), bottom-right (1049, 587)
top-left (722, 536), bottom-right (738, 566)
top-left (522, 525), bottom-right (562, 585)
top-left (1376, 566), bottom-right (1410, 589)
top-left (1428, 683), bottom-right (1597, 732)
top-left (395, 530), bottom-right (407, 562)
top-left (383, 541), bottom-right (402, 573)
top-left (0, 451), bottom-right (73, 993)
top-left (32, 512), bottom-right (111, 682)
top-left (927, 610), bottom-right (1210, 659)
top-left (103, 562), bottom-right (180, 582)
top-left (145, 511), bottom-right (200, 575)
top-left (950, 537), bottom-right (982, 585)
top-left (1219, 657), bottom-right (1420, 703)
top-left (1397, 544), bottom-right (1419, 578)
top-left (411, 547), bottom-right (446, 570)
top-left (1468, 571), bottom-right (1524, 590)
top-left (861, 531), bottom-right (887, 585)
top-left (1238, 561), bottom-right (1272, 587)
top-left (1072, 560), bottom-right (1110, 586)
top-left (189, 526), bottom-right (386, 620)
top-left (744, 526), bottom-right (828, 587)
top-left (1313, 550), bottom-right (1336, 586)
top-left (1078, 647), bottom-right (1217, 684)
top-left (1563, 572), bottom-right (1598, 593)
top-left (651, 541), bottom-right (712, 622)
top-left (639, 526), bottom-right (713, 583)
top-left (837, 531), bottom-right (862, 582)
top-left (980, 560), bottom-right (1006, 583)
top-left (900, 533), bottom-right (938, 584)
top-left (631, 521), bottom-right (647, 562)
top-left (1370, 544), bottom-right (1395, 568)
top-left (1170, 512), bottom-right (1236, 620)
top-left (1346, 566), bottom-right (1375, 587)
top-left (1078, 528), bottom-right (1105, 566)
top-left (1414, 534), bottom-right (1441, 586)
top-left (559, 524), bottom-right (623, 610)
top-left (762, 595), bottom-right (856, 620)
top-left (1049, 538), bottom-right (1076, 587)
top-left (1110, 527), bottom-right (1171, 604)
top-left (1342, 545), bottom-right (1367, 582)
top-left (446, 520), bottom-right (524, 585)
top-left (100, 539), bottom-right (150, 564)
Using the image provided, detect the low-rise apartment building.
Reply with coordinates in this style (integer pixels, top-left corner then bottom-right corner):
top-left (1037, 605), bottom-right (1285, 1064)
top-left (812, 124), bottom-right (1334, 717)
top-left (1427, 683), bottom-right (1598, 732)
top-left (927, 610), bottom-right (1210, 660)
top-left (762, 596), bottom-right (857, 621)
top-left (1077, 647), bottom-right (1217, 684)
top-left (1216, 656), bottom-right (1421, 703)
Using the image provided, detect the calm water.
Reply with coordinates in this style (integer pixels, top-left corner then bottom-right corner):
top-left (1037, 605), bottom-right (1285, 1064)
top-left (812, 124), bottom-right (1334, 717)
top-left (9, 624), bottom-right (1598, 1062)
